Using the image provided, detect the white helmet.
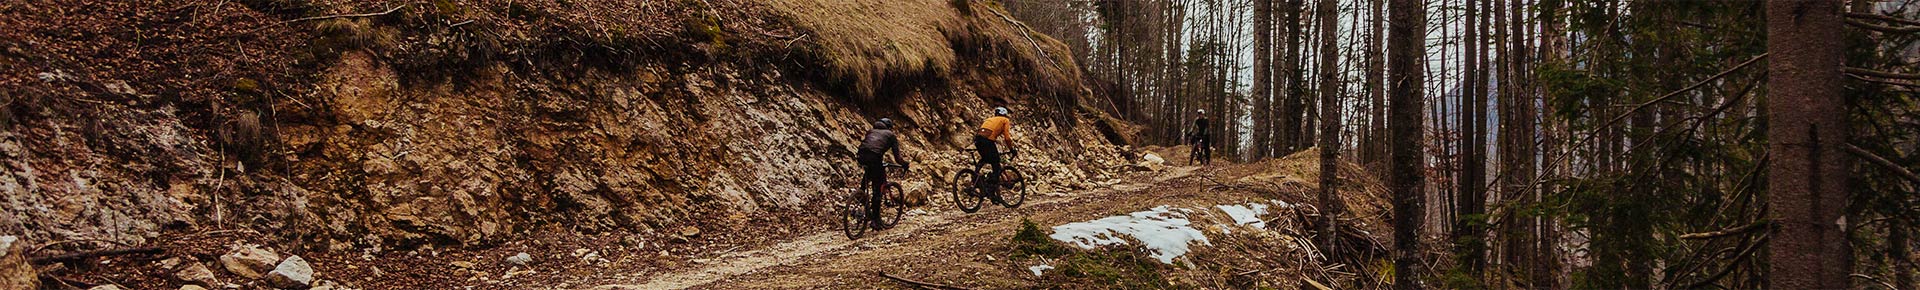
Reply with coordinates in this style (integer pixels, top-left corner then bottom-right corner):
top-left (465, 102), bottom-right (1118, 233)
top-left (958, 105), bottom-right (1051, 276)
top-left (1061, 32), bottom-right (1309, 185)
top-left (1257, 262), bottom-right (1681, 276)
top-left (994, 107), bottom-right (1009, 116)
top-left (1197, 109), bottom-right (1205, 115)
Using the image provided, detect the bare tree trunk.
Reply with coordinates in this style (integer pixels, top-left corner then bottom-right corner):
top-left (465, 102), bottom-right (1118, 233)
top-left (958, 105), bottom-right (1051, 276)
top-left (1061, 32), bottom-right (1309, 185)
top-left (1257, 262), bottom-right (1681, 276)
top-left (1253, 0), bottom-right (1274, 159)
top-left (1388, 0), bottom-right (1428, 287)
top-left (1366, 0), bottom-right (1387, 166)
top-left (1314, 0), bottom-right (1343, 261)
top-left (1454, 0), bottom-right (1487, 278)
top-left (1532, 1), bottom-right (1561, 287)
top-left (1764, 1), bottom-right (1852, 288)
top-left (1280, 0), bottom-right (1306, 155)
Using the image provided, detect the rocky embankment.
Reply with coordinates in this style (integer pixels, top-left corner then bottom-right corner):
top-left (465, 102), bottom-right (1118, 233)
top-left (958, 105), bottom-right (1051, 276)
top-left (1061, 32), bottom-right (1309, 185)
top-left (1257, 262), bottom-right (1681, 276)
top-left (2, 0), bottom-right (1137, 288)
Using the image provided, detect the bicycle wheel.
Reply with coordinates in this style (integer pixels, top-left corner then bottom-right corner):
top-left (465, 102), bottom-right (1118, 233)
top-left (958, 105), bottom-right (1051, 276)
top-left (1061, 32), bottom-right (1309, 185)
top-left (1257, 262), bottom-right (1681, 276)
top-left (842, 185), bottom-right (869, 240)
top-left (881, 182), bottom-right (906, 226)
top-left (999, 167), bottom-right (1028, 208)
top-left (952, 169), bottom-right (985, 213)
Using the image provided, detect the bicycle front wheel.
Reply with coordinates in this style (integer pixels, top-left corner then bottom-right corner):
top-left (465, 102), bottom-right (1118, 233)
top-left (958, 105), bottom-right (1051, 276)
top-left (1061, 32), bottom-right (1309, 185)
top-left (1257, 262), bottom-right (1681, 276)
top-left (882, 182), bottom-right (906, 226)
top-left (1000, 168), bottom-right (1028, 208)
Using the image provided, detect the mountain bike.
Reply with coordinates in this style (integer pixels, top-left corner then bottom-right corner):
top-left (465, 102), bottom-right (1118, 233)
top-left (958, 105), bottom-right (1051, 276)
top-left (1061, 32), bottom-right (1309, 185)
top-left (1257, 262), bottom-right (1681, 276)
top-left (842, 163), bottom-right (908, 240)
top-left (1187, 133), bottom-right (1212, 166)
top-left (951, 148), bottom-right (1027, 213)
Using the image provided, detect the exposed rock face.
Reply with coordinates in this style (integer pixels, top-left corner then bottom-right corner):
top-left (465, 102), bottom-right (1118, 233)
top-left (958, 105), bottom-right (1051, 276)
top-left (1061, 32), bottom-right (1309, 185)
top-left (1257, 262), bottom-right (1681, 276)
top-left (0, 236), bottom-right (35, 290)
top-left (0, 0), bottom-right (1134, 250)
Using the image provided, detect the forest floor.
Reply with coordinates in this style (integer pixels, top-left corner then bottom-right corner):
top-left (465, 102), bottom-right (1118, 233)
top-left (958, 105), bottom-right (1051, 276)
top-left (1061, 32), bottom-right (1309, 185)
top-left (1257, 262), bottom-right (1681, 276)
top-left (587, 147), bottom-right (1395, 289)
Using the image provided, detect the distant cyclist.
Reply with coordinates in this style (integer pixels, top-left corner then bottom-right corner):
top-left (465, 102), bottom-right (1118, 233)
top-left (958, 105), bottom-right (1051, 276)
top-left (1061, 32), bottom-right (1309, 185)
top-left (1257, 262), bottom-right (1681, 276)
top-left (974, 107), bottom-right (1015, 205)
top-left (858, 118), bottom-right (907, 227)
top-left (1190, 109), bottom-right (1211, 165)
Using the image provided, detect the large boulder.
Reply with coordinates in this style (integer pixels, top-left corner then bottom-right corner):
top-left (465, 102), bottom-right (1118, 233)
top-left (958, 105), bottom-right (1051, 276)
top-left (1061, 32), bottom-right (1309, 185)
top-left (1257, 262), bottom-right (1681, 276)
top-left (0, 236), bottom-right (35, 290)
top-left (219, 244), bottom-right (281, 279)
top-left (265, 255), bottom-right (315, 289)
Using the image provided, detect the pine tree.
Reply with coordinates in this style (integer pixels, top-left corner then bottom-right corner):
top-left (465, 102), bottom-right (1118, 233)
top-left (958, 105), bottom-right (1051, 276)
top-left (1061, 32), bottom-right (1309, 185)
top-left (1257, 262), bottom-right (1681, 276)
top-left (1764, 0), bottom-right (1851, 288)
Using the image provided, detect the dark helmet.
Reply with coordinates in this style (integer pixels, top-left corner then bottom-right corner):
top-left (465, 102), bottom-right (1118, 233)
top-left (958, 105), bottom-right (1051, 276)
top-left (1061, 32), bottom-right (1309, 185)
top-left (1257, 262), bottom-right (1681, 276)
top-left (874, 118), bottom-right (894, 129)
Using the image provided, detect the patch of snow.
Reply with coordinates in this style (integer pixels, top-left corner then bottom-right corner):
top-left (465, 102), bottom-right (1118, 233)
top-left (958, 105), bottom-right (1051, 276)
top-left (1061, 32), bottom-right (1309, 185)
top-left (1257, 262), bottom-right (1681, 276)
top-left (1029, 265), bottom-right (1053, 277)
top-left (1049, 205), bottom-right (1210, 264)
top-left (1215, 203), bottom-right (1271, 229)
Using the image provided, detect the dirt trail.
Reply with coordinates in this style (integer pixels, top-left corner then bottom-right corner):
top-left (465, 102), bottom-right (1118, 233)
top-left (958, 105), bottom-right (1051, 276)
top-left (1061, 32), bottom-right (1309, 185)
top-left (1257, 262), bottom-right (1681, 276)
top-left (599, 165), bottom-right (1233, 289)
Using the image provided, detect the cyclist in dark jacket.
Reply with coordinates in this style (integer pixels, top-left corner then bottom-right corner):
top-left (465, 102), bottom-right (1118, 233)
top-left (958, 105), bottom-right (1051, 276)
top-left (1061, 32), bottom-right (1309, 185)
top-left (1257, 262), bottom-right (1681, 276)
top-left (1190, 109), bottom-right (1211, 165)
top-left (858, 118), bottom-right (907, 226)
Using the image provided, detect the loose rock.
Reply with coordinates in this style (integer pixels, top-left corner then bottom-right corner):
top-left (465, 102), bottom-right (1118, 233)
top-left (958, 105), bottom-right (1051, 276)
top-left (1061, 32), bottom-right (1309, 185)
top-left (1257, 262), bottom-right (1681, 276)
top-left (506, 252), bottom-right (533, 266)
top-left (0, 236), bottom-right (36, 290)
top-left (175, 262), bottom-right (220, 285)
top-left (88, 285), bottom-right (126, 290)
top-left (219, 245), bottom-right (281, 279)
top-left (180, 285), bottom-right (208, 290)
top-left (265, 255), bottom-right (315, 289)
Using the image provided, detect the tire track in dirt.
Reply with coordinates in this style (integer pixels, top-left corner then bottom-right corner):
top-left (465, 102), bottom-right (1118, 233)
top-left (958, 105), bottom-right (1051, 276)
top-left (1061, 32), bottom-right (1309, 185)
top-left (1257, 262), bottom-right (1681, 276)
top-left (605, 166), bottom-right (1203, 289)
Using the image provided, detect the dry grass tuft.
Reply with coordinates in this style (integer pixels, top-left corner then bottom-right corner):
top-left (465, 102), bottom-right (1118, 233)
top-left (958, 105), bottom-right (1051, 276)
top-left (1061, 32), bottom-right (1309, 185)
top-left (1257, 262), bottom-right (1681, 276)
top-left (763, 0), bottom-right (1083, 101)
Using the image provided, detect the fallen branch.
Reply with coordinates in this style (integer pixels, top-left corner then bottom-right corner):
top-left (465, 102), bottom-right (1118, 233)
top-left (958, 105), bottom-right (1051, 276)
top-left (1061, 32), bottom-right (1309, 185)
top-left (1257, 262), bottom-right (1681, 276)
top-left (978, 2), bottom-right (1067, 74)
top-left (1843, 67), bottom-right (1920, 80)
top-left (877, 272), bottom-right (976, 290)
top-left (282, 5), bottom-right (406, 24)
top-left (29, 247), bottom-right (164, 264)
top-left (1844, 143), bottom-right (1920, 184)
top-left (242, 5), bottom-right (406, 34)
top-left (1679, 222), bottom-right (1768, 240)
top-left (30, 239), bottom-right (130, 256)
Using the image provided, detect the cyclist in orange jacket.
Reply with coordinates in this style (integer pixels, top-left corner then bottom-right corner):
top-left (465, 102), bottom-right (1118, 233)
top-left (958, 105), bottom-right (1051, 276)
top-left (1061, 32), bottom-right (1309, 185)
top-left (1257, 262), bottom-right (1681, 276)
top-left (974, 107), bottom-right (1014, 205)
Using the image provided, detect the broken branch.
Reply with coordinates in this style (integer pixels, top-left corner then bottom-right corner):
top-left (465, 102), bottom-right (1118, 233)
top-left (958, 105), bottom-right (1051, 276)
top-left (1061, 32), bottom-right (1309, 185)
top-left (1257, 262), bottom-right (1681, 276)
top-left (1844, 143), bottom-right (1920, 185)
top-left (282, 5), bottom-right (406, 24)
top-left (877, 271), bottom-right (976, 290)
top-left (1848, 12), bottom-right (1920, 27)
top-left (1846, 18), bottom-right (1920, 33)
top-left (29, 247), bottom-right (165, 264)
top-left (1679, 222), bottom-right (1768, 240)
top-left (1844, 67), bottom-right (1920, 80)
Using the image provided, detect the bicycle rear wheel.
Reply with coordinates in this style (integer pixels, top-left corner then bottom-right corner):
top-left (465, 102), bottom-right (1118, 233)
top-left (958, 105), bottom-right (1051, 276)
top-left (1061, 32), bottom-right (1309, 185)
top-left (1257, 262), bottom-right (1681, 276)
top-left (1000, 168), bottom-right (1028, 208)
top-left (952, 169), bottom-right (985, 213)
top-left (841, 188), bottom-right (868, 240)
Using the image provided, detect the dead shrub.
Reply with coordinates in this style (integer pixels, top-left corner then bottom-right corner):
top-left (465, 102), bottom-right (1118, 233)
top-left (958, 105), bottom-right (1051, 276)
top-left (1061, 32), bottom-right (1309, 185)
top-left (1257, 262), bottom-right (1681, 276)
top-left (220, 110), bottom-right (266, 167)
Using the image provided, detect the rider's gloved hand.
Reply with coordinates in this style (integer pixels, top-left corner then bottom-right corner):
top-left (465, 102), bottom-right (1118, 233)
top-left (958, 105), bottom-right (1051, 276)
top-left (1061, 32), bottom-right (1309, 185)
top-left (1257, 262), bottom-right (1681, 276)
top-left (901, 161), bottom-right (911, 170)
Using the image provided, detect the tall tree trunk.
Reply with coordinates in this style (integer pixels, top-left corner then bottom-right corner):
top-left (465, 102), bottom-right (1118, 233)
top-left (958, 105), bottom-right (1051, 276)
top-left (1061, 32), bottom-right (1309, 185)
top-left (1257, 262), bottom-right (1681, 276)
top-left (1454, 0), bottom-right (1487, 278)
top-left (1764, 0), bottom-right (1852, 288)
top-left (1366, 0), bottom-right (1387, 165)
top-left (1280, 0), bottom-right (1306, 155)
top-left (1314, 0), bottom-right (1343, 261)
top-left (1532, 1), bottom-right (1561, 287)
top-left (1388, 0), bottom-right (1428, 287)
top-left (1253, 0), bottom-right (1274, 159)
top-left (1489, 0), bottom-right (1511, 271)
